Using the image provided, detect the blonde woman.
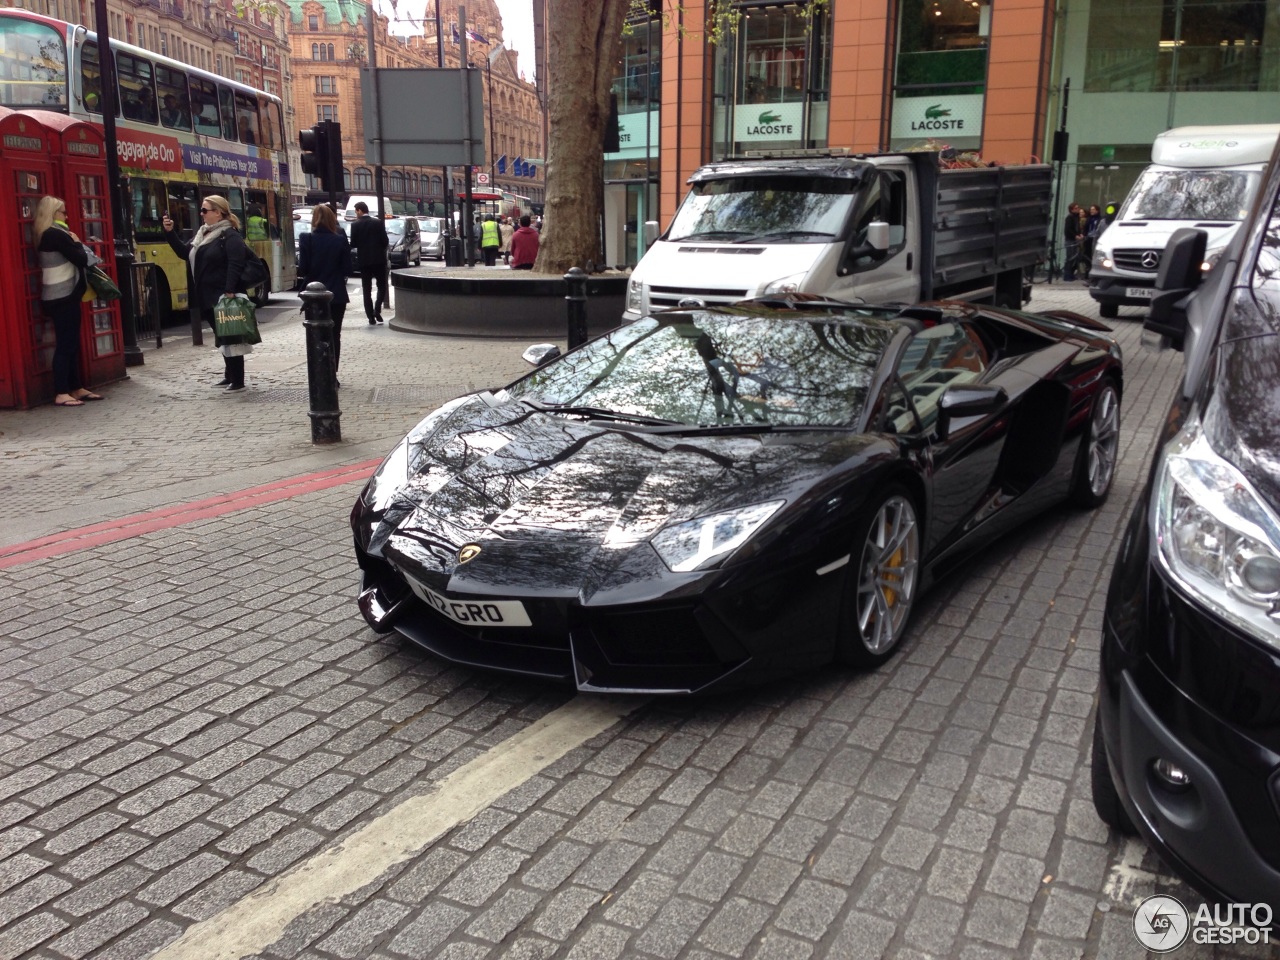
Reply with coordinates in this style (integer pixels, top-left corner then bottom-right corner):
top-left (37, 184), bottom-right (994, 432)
top-left (162, 195), bottom-right (251, 391)
top-left (33, 196), bottom-right (101, 406)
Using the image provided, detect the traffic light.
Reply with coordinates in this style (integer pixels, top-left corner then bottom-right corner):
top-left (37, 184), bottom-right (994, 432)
top-left (300, 121), bottom-right (344, 194)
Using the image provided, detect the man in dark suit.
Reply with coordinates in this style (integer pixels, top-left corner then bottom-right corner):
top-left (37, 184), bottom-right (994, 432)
top-left (348, 201), bottom-right (389, 323)
top-left (298, 204), bottom-right (352, 381)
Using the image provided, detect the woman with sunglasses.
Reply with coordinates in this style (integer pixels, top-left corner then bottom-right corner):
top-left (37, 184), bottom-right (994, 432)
top-left (33, 196), bottom-right (104, 406)
top-left (162, 196), bottom-right (251, 391)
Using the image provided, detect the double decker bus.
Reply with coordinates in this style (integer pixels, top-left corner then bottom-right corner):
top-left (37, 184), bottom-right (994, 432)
top-left (0, 7), bottom-right (295, 319)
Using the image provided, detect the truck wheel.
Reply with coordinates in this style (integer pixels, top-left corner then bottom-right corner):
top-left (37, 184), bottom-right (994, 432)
top-left (1091, 711), bottom-right (1136, 834)
top-left (1099, 303), bottom-right (1118, 319)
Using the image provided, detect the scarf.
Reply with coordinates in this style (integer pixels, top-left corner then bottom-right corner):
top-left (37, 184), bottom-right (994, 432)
top-left (188, 218), bottom-right (233, 275)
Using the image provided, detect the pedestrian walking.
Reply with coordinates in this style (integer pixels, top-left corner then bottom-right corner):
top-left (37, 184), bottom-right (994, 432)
top-left (480, 214), bottom-right (501, 267)
top-left (162, 195), bottom-right (252, 391)
top-left (1063, 202), bottom-right (1083, 281)
top-left (349, 201), bottom-right (389, 323)
top-left (298, 203), bottom-right (351, 384)
top-left (33, 195), bottom-right (102, 406)
top-left (1083, 204), bottom-right (1103, 277)
top-left (499, 216), bottom-right (515, 266)
top-left (510, 214), bottom-right (540, 270)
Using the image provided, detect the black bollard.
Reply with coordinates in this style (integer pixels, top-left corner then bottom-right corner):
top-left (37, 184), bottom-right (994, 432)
top-left (301, 281), bottom-right (342, 444)
top-left (565, 266), bottom-right (588, 349)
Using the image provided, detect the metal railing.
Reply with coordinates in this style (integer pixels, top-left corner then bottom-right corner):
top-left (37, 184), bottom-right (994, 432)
top-left (129, 262), bottom-right (164, 350)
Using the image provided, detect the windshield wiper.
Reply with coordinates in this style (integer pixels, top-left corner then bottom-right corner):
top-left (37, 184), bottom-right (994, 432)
top-left (668, 230), bottom-right (751, 241)
top-left (646, 422), bottom-right (855, 436)
top-left (736, 230), bottom-right (837, 243)
top-left (519, 398), bottom-right (678, 426)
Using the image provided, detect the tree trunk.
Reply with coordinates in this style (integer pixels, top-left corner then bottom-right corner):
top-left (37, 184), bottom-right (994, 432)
top-left (532, 0), bottom-right (630, 275)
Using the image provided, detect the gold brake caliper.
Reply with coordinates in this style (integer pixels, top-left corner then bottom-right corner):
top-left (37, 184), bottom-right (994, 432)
top-left (881, 517), bottom-right (901, 608)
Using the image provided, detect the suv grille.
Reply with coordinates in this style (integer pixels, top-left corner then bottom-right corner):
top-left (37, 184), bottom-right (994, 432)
top-left (648, 284), bottom-right (750, 311)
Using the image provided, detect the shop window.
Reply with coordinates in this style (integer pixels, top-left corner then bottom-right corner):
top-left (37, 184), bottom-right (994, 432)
top-left (1085, 0), bottom-right (1280, 92)
top-left (895, 0), bottom-right (988, 91)
top-left (611, 17), bottom-right (660, 115)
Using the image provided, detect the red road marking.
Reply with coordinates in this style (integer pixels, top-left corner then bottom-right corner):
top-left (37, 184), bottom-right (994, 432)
top-left (0, 458), bottom-right (381, 570)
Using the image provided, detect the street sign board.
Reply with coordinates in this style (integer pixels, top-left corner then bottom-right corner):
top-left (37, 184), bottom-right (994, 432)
top-left (476, 172), bottom-right (490, 184)
top-left (360, 68), bottom-right (486, 166)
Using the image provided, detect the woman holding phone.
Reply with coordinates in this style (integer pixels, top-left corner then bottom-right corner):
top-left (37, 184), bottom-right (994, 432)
top-left (162, 196), bottom-right (250, 391)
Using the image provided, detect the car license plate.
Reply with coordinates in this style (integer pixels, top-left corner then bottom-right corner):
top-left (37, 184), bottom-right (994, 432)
top-left (405, 576), bottom-right (532, 627)
top-left (1125, 286), bottom-right (1155, 299)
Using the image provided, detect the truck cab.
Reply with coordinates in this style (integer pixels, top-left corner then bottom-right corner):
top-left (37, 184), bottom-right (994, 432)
top-left (1088, 124), bottom-right (1280, 319)
top-left (624, 152), bottom-right (1049, 322)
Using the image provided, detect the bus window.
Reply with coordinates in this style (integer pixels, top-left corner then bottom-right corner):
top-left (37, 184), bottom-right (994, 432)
top-left (218, 83), bottom-right (236, 140)
top-left (131, 177), bottom-right (168, 241)
top-left (168, 183), bottom-right (198, 238)
top-left (258, 96), bottom-right (281, 151)
top-left (0, 17), bottom-right (67, 109)
top-left (156, 65), bottom-right (190, 131)
top-left (234, 91), bottom-right (259, 145)
top-left (118, 52), bottom-right (156, 124)
top-left (223, 188), bottom-right (245, 231)
top-left (79, 41), bottom-right (113, 115)
top-left (246, 189), bottom-right (269, 240)
top-left (190, 77), bottom-right (219, 136)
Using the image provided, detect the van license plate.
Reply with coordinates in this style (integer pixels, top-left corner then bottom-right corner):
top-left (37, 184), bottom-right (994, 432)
top-left (1125, 286), bottom-right (1155, 299)
top-left (406, 577), bottom-right (532, 627)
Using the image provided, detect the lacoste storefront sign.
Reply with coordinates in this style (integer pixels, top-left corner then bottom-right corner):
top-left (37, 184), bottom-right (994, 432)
top-left (735, 102), bottom-right (805, 142)
top-left (890, 94), bottom-right (986, 141)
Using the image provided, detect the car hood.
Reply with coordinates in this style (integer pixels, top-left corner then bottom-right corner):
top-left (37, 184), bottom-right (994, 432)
top-left (637, 240), bottom-right (826, 298)
top-left (1099, 220), bottom-right (1242, 254)
top-left (1204, 330), bottom-right (1280, 510)
top-left (365, 397), bottom-right (887, 598)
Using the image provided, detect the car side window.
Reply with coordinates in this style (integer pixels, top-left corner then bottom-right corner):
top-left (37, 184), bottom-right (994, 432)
top-left (895, 322), bottom-right (989, 434)
top-left (848, 171), bottom-right (908, 271)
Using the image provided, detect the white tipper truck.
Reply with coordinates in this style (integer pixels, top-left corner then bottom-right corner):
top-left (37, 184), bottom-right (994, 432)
top-left (623, 151), bottom-right (1052, 322)
top-left (1088, 124), bottom-right (1280, 319)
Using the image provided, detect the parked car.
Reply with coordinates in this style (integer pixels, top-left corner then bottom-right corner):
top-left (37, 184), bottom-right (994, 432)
top-left (387, 216), bottom-right (421, 267)
top-left (351, 295), bottom-right (1122, 694)
top-left (1091, 136), bottom-right (1280, 908)
top-left (416, 216), bottom-right (447, 260)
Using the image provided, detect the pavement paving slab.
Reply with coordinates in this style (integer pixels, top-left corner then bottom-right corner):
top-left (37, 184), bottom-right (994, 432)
top-left (0, 279), bottom-right (1265, 960)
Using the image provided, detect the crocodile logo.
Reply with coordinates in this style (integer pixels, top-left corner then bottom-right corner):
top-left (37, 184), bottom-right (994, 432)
top-left (758, 110), bottom-right (783, 124)
top-left (925, 104), bottom-right (952, 119)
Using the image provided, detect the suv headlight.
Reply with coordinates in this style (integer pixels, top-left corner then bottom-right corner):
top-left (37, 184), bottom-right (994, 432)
top-left (763, 273), bottom-right (806, 295)
top-left (650, 501), bottom-right (784, 572)
top-left (627, 277), bottom-right (643, 312)
top-left (1153, 416), bottom-right (1280, 649)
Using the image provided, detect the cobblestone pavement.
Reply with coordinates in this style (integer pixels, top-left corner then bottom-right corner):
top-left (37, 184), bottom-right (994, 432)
top-left (0, 281), bottom-right (1268, 959)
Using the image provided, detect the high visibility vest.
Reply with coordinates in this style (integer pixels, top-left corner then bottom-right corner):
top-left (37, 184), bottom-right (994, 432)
top-left (481, 220), bottom-right (500, 247)
top-left (247, 215), bottom-right (268, 240)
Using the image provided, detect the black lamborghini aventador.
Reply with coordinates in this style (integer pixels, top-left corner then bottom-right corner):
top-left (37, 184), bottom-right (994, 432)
top-left (351, 297), bottom-right (1122, 694)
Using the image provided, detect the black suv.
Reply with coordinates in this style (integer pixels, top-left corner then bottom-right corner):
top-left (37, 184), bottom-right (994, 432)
top-left (1092, 138), bottom-right (1280, 906)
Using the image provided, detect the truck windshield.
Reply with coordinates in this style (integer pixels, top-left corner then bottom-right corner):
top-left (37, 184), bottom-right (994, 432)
top-left (667, 176), bottom-right (856, 243)
top-left (1120, 168), bottom-right (1260, 221)
top-left (0, 18), bottom-right (67, 109)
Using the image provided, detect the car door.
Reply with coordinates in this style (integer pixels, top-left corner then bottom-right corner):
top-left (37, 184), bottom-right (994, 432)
top-left (891, 321), bottom-right (1012, 557)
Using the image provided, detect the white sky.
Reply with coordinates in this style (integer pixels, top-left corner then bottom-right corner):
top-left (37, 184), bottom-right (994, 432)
top-left (383, 1), bottom-right (536, 81)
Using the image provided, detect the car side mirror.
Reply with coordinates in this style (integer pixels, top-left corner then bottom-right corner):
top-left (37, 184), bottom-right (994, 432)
top-left (522, 343), bottom-right (561, 367)
top-left (937, 384), bottom-right (1007, 441)
top-left (866, 221), bottom-right (890, 252)
top-left (845, 221), bottom-right (891, 273)
top-left (1145, 228), bottom-right (1207, 351)
top-left (644, 221), bottom-right (659, 245)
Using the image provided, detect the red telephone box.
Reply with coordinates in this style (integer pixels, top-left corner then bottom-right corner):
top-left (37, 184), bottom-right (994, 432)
top-left (0, 109), bottom-right (121, 408)
top-left (0, 109), bottom-right (60, 409)
top-left (27, 110), bottom-right (124, 391)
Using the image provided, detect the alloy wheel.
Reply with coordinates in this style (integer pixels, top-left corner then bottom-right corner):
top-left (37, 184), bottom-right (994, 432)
top-left (856, 494), bottom-right (920, 655)
top-left (1088, 385), bottom-right (1120, 498)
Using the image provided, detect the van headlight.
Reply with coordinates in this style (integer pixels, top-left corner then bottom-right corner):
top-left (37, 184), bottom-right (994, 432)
top-left (627, 277), bottom-right (643, 312)
top-left (763, 273), bottom-right (806, 295)
top-left (1153, 416), bottom-right (1280, 649)
top-left (650, 501), bottom-right (784, 572)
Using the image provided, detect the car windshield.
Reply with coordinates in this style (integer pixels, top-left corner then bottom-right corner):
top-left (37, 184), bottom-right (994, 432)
top-left (387, 220), bottom-right (407, 235)
top-left (1121, 168), bottom-right (1260, 221)
top-left (421, 220), bottom-right (440, 233)
top-left (505, 309), bottom-right (897, 428)
top-left (667, 176), bottom-right (858, 243)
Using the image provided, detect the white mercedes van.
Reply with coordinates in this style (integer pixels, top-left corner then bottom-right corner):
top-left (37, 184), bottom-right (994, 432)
top-left (1088, 124), bottom-right (1280, 318)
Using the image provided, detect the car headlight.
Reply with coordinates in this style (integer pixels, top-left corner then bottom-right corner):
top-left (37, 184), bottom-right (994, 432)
top-left (363, 394), bottom-right (475, 511)
top-left (1153, 416), bottom-right (1280, 649)
top-left (627, 277), bottom-right (643, 312)
top-left (650, 501), bottom-right (785, 572)
top-left (763, 273), bottom-right (806, 295)
top-left (1096, 253), bottom-right (1113, 269)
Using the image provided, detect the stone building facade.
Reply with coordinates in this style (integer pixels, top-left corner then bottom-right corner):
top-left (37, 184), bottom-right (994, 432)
top-left (286, 0), bottom-right (544, 213)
